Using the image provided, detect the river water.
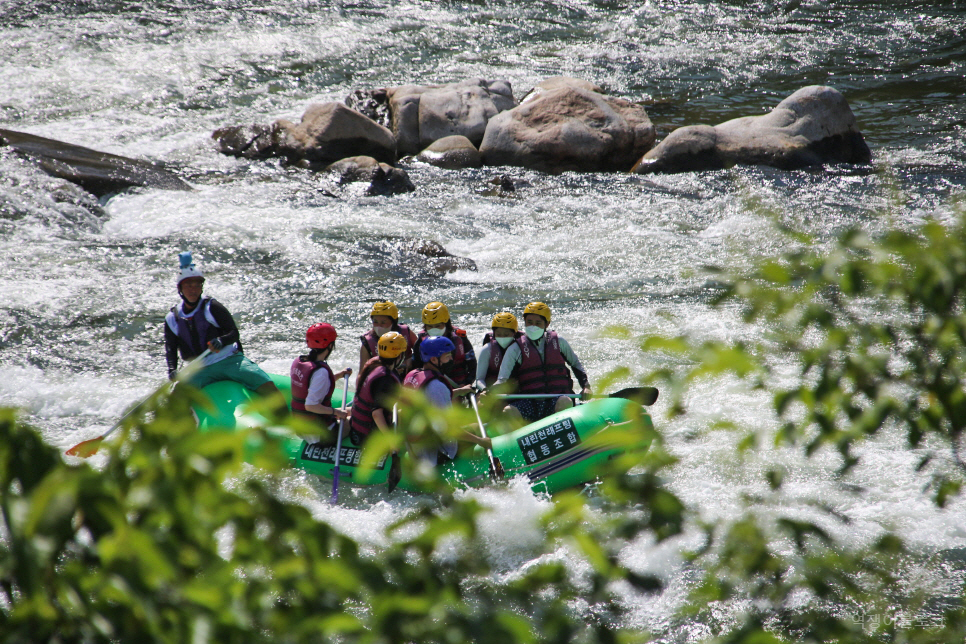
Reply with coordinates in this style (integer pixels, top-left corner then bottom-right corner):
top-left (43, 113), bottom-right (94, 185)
top-left (1, 0), bottom-right (965, 638)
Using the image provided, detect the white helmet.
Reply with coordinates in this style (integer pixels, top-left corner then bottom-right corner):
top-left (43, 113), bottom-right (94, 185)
top-left (177, 251), bottom-right (204, 285)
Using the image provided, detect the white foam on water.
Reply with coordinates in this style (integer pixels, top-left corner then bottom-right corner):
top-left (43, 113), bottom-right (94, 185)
top-left (457, 477), bottom-right (555, 570)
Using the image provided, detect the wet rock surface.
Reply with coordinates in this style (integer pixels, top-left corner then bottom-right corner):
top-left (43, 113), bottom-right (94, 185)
top-left (213, 80), bottom-right (869, 179)
top-left (633, 86), bottom-right (872, 174)
top-left (387, 78), bottom-right (515, 156)
top-left (214, 103), bottom-right (397, 168)
top-left (415, 135), bottom-right (482, 169)
top-left (399, 239), bottom-right (477, 275)
top-left (0, 128), bottom-right (192, 197)
top-left (322, 155), bottom-right (414, 196)
top-left (479, 79), bottom-right (656, 173)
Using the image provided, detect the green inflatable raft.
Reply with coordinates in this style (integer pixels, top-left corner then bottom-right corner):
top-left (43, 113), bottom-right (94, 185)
top-left (194, 374), bottom-right (654, 495)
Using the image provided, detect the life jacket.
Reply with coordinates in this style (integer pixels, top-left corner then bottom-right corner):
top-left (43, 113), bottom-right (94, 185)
top-left (290, 356), bottom-right (335, 421)
top-left (403, 367), bottom-right (454, 393)
top-left (360, 323), bottom-right (414, 360)
top-left (513, 330), bottom-right (574, 395)
top-left (165, 297), bottom-right (238, 365)
top-left (481, 331), bottom-right (523, 386)
top-left (415, 327), bottom-right (471, 386)
top-left (349, 364), bottom-right (400, 436)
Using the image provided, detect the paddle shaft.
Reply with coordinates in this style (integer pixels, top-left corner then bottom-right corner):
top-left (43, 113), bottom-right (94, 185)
top-left (498, 386), bottom-right (658, 406)
top-left (66, 348), bottom-right (212, 456)
top-left (499, 393), bottom-right (585, 399)
top-left (329, 372), bottom-right (351, 505)
top-left (469, 393), bottom-right (502, 480)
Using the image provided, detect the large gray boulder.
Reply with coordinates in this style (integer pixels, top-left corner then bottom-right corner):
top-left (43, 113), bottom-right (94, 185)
top-left (386, 79), bottom-right (515, 156)
top-left (415, 135), bottom-right (482, 169)
top-left (479, 79), bottom-right (656, 173)
top-left (417, 79), bottom-right (515, 150)
top-left (274, 103), bottom-right (396, 166)
top-left (214, 103), bottom-right (396, 168)
top-left (1, 128), bottom-right (191, 197)
top-left (632, 86), bottom-right (872, 174)
top-left (387, 84), bottom-right (437, 156)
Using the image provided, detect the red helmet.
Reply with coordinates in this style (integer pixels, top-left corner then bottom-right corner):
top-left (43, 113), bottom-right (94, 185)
top-left (306, 323), bottom-right (337, 349)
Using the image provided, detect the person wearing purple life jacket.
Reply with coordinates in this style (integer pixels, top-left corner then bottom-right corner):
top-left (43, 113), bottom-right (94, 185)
top-left (348, 330), bottom-right (407, 447)
top-left (493, 302), bottom-right (592, 423)
top-left (474, 311), bottom-right (523, 390)
top-left (290, 323), bottom-right (351, 438)
top-left (163, 252), bottom-right (280, 399)
top-left (410, 301), bottom-right (477, 388)
top-left (357, 300), bottom-right (419, 377)
top-left (403, 335), bottom-right (491, 465)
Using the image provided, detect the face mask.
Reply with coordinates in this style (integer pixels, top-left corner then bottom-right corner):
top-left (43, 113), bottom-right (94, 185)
top-left (373, 325), bottom-right (390, 337)
top-left (525, 325), bottom-right (545, 341)
top-left (495, 336), bottom-right (514, 349)
top-left (438, 359), bottom-right (455, 374)
top-left (426, 327), bottom-right (445, 337)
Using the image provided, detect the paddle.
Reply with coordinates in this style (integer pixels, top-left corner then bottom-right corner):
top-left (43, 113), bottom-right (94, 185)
top-left (498, 386), bottom-right (659, 406)
top-left (469, 393), bottom-right (504, 481)
top-left (66, 349), bottom-right (212, 457)
top-left (387, 404), bottom-right (402, 492)
top-left (329, 370), bottom-right (352, 505)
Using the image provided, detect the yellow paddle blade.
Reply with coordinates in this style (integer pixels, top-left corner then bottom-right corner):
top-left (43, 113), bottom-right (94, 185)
top-left (65, 436), bottom-right (105, 458)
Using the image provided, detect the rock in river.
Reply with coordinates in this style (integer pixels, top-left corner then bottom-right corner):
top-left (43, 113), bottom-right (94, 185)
top-left (632, 85), bottom-right (872, 174)
top-left (388, 78), bottom-right (515, 156)
top-left (479, 77), bottom-right (656, 173)
top-left (0, 128), bottom-right (191, 197)
top-left (214, 102), bottom-right (397, 168)
top-left (415, 135), bottom-right (482, 169)
top-left (323, 156), bottom-right (415, 196)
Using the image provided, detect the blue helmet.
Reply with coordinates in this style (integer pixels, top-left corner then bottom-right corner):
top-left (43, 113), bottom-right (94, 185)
top-left (420, 335), bottom-right (455, 361)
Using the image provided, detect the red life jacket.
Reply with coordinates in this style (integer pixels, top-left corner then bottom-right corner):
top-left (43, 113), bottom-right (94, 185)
top-left (513, 330), bottom-right (574, 394)
top-left (360, 323), bottom-right (413, 359)
top-left (403, 367), bottom-right (454, 393)
top-left (481, 331), bottom-right (523, 386)
top-left (290, 356), bottom-right (335, 422)
top-left (350, 364), bottom-right (401, 436)
top-left (415, 327), bottom-right (471, 386)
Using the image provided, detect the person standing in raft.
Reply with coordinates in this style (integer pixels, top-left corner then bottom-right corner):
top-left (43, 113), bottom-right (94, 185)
top-left (290, 323), bottom-right (351, 438)
top-left (348, 330), bottom-right (407, 446)
top-left (164, 252), bottom-right (281, 399)
top-left (411, 301), bottom-right (477, 388)
top-left (474, 311), bottom-right (522, 390)
top-left (358, 301), bottom-right (418, 376)
top-left (403, 335), bottom-right (491, 464)
top-left (492, 302), bottom-right (592, 423)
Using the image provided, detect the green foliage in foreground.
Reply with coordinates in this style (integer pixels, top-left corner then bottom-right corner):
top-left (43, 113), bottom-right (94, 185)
top-left (0, 383), bottom-right (670, 644)
top-left (4, 204), bottom-right (966, 644)
top-left (647, 203), bottom-right (966, 643)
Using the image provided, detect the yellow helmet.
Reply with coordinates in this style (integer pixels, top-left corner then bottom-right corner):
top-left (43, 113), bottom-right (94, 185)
top-left (523, 301), bottom-right (551, 323)
top-left (370, 301), bottom-right (399, 320)
top-left (377, 331), bottom-right (408, 358)
top-left (421, 301), bottom-right (450, 325)
top-left (491, 311), bottom-right (518, 331)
